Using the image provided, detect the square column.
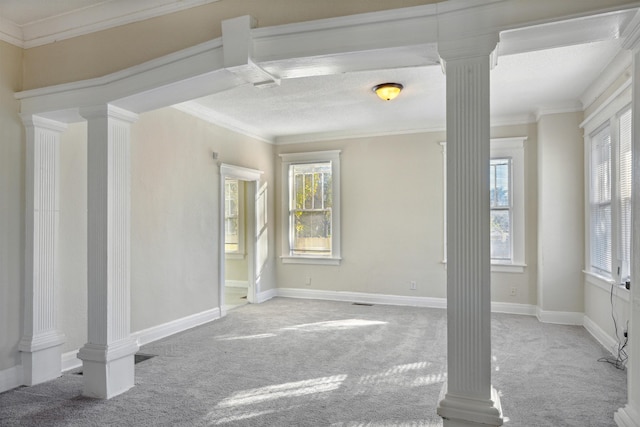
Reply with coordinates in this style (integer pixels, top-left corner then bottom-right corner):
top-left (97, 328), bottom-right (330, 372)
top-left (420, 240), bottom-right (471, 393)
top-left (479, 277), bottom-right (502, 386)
top-left (616, 18), bottom-right (640, 427)
top-left (19, 115), bottom-right (67, 386)
top-left (77, 105), bottom-right (139, 399)
top-left (437, 35), bottom-right (503, 427)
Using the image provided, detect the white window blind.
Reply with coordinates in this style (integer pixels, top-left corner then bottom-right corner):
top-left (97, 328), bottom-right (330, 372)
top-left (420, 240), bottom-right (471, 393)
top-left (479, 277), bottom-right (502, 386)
top-left (590, 125), bottom-right (612, 275)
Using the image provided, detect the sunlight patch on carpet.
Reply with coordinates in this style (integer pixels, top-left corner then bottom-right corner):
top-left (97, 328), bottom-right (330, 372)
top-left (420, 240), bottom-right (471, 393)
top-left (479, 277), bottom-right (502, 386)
top-left (216, 333), bottom-right (278, 341)
top-left (216, 375), bottom-right (347, 408)
top-left (282, 319), bottom-right (388, 332)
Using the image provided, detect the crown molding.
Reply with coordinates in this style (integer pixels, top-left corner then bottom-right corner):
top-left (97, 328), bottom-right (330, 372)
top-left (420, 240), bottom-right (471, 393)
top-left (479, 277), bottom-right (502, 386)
top-left (0, 0), bottom-right (221, 49)
top-left (173, 101), bottom-right (275, 144)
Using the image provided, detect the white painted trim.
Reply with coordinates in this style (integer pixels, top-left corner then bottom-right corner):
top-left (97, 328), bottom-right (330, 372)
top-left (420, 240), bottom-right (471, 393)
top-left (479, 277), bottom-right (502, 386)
top-left (256, 288), bottom-right (278, 304)
top-left (1, 0), bottom-right (222, 49)
top-left (276, 288), bottom-right (447, 309)
top-left (580, 78), bottom-right (632, 132)
top-left (584, 271), bottom-right (630, 302)
top-left (0, 364), bottom-right (23, 394)
top-left (536, 307), bottom-right (584, 325)
top-left (615, 404), bottom-right (640, 427)
top-left (274, 288), bottom-right (538, 316)
top-left (581, 50), bottom-right (632, 111)
top-left (131, 307), bottom-right (221, 347)
top-left (583, 315), bottom-right (619, 356)
top-left (225, 280), bottom-right (249, 288)
top-left (491, 302), bottom-right (537, 316)
top-left (280, 256), bottom-right (342, 266)
top-left (61, 350), bottom-right (81, 372)
top-left (0, 15), bottom-right (23, 47)
top-left (173, 102), bottom-right (274, 143)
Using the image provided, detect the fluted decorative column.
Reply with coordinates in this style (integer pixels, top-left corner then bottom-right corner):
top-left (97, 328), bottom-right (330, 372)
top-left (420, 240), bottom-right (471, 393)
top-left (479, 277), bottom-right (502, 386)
top-left (77, 105), bottom-right (139, 399)
top-left (437, 35), bottom-right (503, 427)
top-left (616, 16), bottom-right (640, 427)
top-left (19, 115), bottom-right (67, 386)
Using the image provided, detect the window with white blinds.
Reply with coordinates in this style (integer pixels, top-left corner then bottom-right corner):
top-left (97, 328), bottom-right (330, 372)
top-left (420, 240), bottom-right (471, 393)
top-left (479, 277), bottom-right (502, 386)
top-left (590, 125), bottom-right (612, 275)
top-left (588, 107), bottom-right (632, 281)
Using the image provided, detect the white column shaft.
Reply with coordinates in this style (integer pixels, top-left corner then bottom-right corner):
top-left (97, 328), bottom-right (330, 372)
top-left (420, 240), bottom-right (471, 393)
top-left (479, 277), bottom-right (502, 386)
top-left (78, 105), bottom-right (139, 399)
top-left (437, 34), bottom-right (502, 427)
top-left (615, 45), bottom-right (640, 427)
top-left (445, 55), bottom-right (492, 398)
top-left (19, 115), bottom-right (67, 386)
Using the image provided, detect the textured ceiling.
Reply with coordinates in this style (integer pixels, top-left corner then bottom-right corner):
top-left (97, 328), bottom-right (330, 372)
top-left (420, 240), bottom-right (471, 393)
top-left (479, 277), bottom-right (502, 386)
top-left (186, 38), bottom-right (623, 143)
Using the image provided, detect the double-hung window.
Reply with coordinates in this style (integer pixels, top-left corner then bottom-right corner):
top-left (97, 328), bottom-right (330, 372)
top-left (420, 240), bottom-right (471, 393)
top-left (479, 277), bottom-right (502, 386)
top-left (280, 151), bottom-right (341, 265)
top-left (441, 137), bottom-right (526, 272)
top-left (490, 158), bottom-right (512, 261)
top-left (587, 107), bottom-right (632, 282)
top-left (224, 178), bottom-right (245, 257)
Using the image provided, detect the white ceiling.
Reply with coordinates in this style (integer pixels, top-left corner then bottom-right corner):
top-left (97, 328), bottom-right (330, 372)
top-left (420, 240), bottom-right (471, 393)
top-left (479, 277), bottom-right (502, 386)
top-left (1, 1), bottom-right (635, 143)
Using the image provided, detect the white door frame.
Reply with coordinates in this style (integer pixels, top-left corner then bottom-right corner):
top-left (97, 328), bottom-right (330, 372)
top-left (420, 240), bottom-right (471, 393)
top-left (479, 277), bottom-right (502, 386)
top-left (219, 163), bottom-right (263, 315)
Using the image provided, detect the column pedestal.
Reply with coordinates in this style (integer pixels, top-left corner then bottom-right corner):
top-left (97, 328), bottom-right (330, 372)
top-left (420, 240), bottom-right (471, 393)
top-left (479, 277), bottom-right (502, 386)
top-left (20, 115), bottom-right (67, 386)
top-left (78, 105), bottom-right (139, 399)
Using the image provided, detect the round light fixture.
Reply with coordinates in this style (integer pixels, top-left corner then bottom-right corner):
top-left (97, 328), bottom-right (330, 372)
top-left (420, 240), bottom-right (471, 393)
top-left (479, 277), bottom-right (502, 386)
top-left (373, 83), bottom-right (403, 101)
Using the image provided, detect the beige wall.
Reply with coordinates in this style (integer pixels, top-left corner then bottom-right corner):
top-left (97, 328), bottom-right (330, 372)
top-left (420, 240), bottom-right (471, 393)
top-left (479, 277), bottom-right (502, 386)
top-left (56, 106), bottom-right (277, 347)
top-left (0, 40), bottom-right (23, 370)
top-left (130, 107), bottom-right (276, 331)
top-left (537, 112), bottom-right (585, 313)
top-left (21, 0), bottom-right (440, 90)
top-left (275, 124), bottom-right (539, 305)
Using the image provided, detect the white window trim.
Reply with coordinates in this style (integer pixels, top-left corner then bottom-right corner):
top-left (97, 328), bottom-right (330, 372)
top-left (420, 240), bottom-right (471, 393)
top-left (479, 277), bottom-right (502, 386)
top-left (225, 178), bottom-right (246, 260)
top-left (440, 137), bottom-right (527, 273)
top-left (279, 150), bottom-right (342, 265)
top-left (582, 79), bottom-right (632, 283)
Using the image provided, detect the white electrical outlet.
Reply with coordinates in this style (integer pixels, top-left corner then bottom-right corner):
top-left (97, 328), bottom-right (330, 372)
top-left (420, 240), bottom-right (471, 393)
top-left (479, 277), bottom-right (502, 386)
top-left (305, 276), bottom-right (312, 286)
top-left (510, 287), bottom-right (517, 296)
top-left (410, 281), bottom-right (417, 290)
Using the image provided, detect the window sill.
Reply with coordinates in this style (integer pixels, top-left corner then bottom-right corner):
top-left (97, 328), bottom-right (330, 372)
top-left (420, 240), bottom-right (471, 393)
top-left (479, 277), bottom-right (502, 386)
top-left (583, 270), bottom-right (629, 302)
top-left (441, 260), bottom-right (526, 273)
top-left (225, 252), bottom-right (246, 260)
top-left (281, 256), bottom-right (342, 266)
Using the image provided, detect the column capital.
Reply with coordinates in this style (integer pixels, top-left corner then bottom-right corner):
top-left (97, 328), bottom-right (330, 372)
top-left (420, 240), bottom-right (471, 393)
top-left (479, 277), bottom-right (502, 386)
top-left (79, 104), bottom-right (138, 123)
top-left (438, 33), bottom-right (500, 70)
top-left (20, 114), bottom-right (67, 132)
top-left (623, 10), bottom-right (640, 52)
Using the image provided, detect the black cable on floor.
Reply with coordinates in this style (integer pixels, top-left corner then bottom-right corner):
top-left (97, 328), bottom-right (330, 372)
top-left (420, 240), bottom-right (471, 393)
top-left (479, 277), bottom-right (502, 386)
top-left (597, 283), bottom-right (628, 370)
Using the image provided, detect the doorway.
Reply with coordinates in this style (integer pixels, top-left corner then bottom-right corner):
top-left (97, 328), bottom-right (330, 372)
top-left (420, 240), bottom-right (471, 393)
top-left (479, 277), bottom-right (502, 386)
top-left (219, 164), bottom-right (265, 315)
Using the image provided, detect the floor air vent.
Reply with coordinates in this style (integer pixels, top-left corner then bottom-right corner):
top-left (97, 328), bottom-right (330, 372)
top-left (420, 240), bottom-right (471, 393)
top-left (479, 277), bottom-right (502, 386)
top-left (352, 302), bottom-right (373, 306)
top-left (72, 352), bottom-right (157, 375)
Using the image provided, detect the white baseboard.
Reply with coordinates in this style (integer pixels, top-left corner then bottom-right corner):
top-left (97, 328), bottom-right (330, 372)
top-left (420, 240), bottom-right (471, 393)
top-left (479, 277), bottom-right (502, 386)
top-left (61, 350), bottom-right (81, 372)
top-left (583, 315), bottom-right (619, 356)
top-left (132, 307), bottom-right (221, 347)
top-left (615, 404), bottom-right (640, 427)
top-left (257, 288), bottom-right (277, 303)
top-left (276, 288), bottom-right (447, 309)
top-left (275, 288), bottom-right (540, 317)
top-left (0, 364), bottom-right (23, 394)
top-left (225, 280), bottom-right (249, 288)
top-left (491, 301), bottom-right (537, 316)
top-left (536, 307), bottom-right (584, 325)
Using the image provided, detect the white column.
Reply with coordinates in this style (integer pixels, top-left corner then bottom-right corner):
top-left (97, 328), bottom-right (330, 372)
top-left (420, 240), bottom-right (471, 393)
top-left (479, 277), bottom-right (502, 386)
top-left (77, 105), bottom-right (139, 399)
top-left (437, 35), bottom-right (503, 427)
top-left (19, 115), bottom-right (67, 386)
top-left (616, 18), bottom-right (640, 427)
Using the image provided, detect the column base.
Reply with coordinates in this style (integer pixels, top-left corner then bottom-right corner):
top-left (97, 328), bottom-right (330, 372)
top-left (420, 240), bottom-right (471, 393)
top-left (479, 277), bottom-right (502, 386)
top-left (438, 383), bottom-right (503, 427)
top-left (615, 404), bottom-right (640, 427)
top-left (19, 330), bottom-right (66, 386)
top-left (78, 338), bottom-right (139, 399)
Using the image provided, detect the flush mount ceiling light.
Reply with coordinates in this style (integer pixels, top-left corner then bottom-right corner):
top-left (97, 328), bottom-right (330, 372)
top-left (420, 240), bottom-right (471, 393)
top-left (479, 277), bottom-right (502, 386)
top-left (373, 83), bottom-right (403, 101)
